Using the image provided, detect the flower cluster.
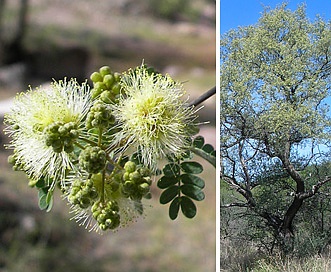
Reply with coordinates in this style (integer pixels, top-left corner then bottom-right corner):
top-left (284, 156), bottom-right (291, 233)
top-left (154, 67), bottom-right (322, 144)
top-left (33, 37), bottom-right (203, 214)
top-left (4, 64), bottom-right (199, 232)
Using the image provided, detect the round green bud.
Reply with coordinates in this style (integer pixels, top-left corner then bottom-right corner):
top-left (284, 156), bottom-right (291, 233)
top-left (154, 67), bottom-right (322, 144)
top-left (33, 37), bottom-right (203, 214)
top-left (129, 171), bottom-right (141, 182)
top-left (58, 125), bottom-right (67, 135)
top-left (103, 74), bottom-right (115, 88)
top-left (100, 90), bottom-right (114, 104)
top-left (79, 197), bottom-right (91, 209)
top-left (100, 224), bottom-right (107, 231)
top-left (90, 72), bottom-right (103, 83)
top-left (98, 213), bottom-right (106, 221)
top-left (123, 180), bottom-right (135, 193)
top-left (93, 210), bottom-right (101, 218)
top-left (68, 178), bottom-right (99, 209)
top-left (8, 154), bottom-right (16, 165)
top-left (28, 179), bottom-right (38, 187)
top-left (91, 88), bottom-right (102, 99)
top-left (112, 83), bottom-right (121, 95)
top-left (142, 176), bottom-right (152, 186)
top-left (69, 129), bottom-right (79, 139)
top-left (52, 140), bottom-right (63, 153)
top-left (64, 144), bottom-right (74, 153)
top-left (122, 172), bottom-right (130, 181)
top-left (89, 189), bottom-right (98, 199)
top-left (91, 200), bottom-right (121, 231)
top-left (139, 183), bottom-right (150, 195)
top-left (94, 82), bottom-right (106, 92)
top-left (114, 72), bottom-right (121, 82)
top-left (138, 167), bottom-right (150, 177)
top-left (99, 66), bottom-right (111, 77)
top-left (44, 121), bottom-right (78, 153)
top-left (124, 161), bottom-right (136, 173)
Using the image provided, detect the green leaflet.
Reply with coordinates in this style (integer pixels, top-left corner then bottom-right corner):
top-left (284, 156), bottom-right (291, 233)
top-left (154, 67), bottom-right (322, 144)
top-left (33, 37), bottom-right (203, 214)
top-left (180, 196), bottom-right (196, 219)
top-left (160, 185), bottom-right (179, 204)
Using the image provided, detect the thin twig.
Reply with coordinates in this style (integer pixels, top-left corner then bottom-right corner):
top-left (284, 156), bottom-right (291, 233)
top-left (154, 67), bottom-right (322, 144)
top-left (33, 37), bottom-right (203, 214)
top-left (188, 86), bottom-right (216, 107)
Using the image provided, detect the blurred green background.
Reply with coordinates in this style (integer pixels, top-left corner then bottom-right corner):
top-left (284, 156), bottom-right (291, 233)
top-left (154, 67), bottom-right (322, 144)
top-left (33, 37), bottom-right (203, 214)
top-left (0, 0), bottom-right (216, 271)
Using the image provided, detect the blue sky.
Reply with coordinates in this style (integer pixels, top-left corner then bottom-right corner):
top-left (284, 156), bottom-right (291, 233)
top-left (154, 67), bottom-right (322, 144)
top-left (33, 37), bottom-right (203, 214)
top-left (220, 0), bottom-right (331, 34)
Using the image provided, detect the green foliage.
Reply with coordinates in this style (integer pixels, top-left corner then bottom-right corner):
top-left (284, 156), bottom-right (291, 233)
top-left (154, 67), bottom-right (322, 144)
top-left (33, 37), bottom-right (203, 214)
top-left (220, 3), bottom-right (331, 151)
top-left (34, 177), bottom-right (53, 212)
top-left (157, 152), bottom-right (206, 220)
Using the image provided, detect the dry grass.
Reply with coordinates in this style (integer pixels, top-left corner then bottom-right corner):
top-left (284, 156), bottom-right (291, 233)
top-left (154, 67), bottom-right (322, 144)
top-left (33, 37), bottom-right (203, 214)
top-left (220, 233), bottom-right (331, 272)
top-left (252, 253), bottom-right (331, 272)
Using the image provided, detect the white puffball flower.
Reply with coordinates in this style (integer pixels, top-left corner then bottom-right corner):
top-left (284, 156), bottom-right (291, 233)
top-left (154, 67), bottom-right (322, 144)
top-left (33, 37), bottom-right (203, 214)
top-left (4, 79), bottom-right (92, 188)
top-left (111, 66), bottom-right (198, 169)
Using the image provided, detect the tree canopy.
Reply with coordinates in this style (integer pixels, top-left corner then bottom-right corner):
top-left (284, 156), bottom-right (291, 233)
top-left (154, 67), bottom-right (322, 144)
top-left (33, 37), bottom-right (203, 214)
top-left (220, 3), bottom-right (331, 252)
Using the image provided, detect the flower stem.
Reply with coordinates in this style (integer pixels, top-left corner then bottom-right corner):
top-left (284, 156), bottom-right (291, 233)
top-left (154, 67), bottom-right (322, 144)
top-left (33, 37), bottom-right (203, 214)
top-left (79, 136), bottom-right (98, 146)
top-left (101, 168), bottom-right (106, 203)
top-left (188, 86), bottom-right (216, 107)
top-left (98, 128), bottom-right (103, 147)
top-left (74, 141), bottom-right (85, 150)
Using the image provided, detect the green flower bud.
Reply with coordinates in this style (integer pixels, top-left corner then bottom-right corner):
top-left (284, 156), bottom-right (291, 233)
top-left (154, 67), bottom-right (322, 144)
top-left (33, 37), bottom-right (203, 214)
top-left (113, 72), bottom-right (121, 82)
top-left (91, 88), bottom-right (102, 99)
top-left (139, 183), bottom-right (150, 195)
top-left (68, 178), bottom-right (99, 209)
top-left (122, 172), bottom-right (130, 181)
top-left (94, 82), bottom-right (106, 93)
top-left (85, 101), bottom-right (114, 129)
top-left (90, 72), bottom-right (103, 83)
top-left (44, 121), bottom-right (78, 153)
top-left (142, 176), bottom-right (152, 186)
top-left (8, 154), bottom-right (16, 165)
top-left (64, 143), bottom-right (74, 153)
top-left (124, 161), bottom-right (136, 173)
top-left (80, 197), bottom-right (91, 209)
top-left (92, 200), bottom-right (120, 231)
top-left (79, 145), bottom-right (107, 174)
top-left (112, 83), bottom-right (121, 95)
top-left (100, 90), bottom-right (114, 104)
top-left (123, 180), bottom-right (135, 192)
top-left (99, 66), bottom-right (111, 77)
top-left (103, 74), bottom-right (115, 88)
top-left (129, 171), bottom-right (141, 182)
top-left (138, 167), bottom-right (150, 177)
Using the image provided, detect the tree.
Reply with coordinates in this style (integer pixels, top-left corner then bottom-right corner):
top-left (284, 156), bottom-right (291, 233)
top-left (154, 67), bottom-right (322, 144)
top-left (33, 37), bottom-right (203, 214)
top-left (220, 3), bottom-right (331, 252)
